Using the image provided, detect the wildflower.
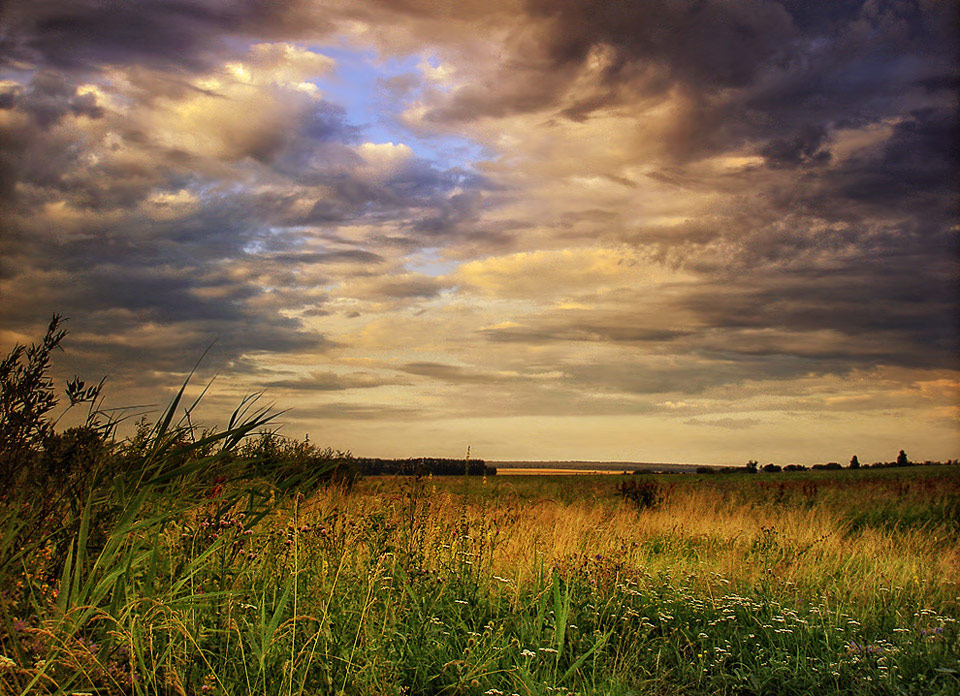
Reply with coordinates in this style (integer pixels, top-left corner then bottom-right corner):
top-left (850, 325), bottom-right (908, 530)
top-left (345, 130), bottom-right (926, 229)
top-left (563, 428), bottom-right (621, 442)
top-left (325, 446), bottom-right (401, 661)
top-left (485, 690), bottom-right (504, 696)
top-left (539, 647), bottom-right (559, 654)
top-left (0, 655), bottom-right (16, 670)
top-left (520, 649), bottom-right (536, 658)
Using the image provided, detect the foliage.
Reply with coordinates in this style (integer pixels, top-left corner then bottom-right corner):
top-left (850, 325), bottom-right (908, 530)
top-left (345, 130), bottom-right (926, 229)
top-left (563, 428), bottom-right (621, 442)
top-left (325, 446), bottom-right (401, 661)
top-left (0, 315), bottom-right (104, 487)
top-left (239, 431), bottom-right (359, 490)
top-left (353, 456), bottom-right (496, 476)
top-left (618, 478), bottom-right (663, 509)
top-left (0, 317), bottom-right (350, 695)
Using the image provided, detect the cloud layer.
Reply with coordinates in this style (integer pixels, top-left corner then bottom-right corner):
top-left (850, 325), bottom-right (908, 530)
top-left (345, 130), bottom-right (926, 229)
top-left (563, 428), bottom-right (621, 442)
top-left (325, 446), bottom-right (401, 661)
top-left (1, 0), bottom-right (957, 463)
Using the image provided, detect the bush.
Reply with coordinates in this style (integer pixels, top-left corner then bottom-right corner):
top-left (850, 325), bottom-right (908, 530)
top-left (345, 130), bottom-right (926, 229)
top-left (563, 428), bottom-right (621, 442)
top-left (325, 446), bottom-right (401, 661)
top-left (239, 431), bottom-right (359, 489)
top-left (0, 315), bottom-right (105, 487)
top-left (618, 478), bottom-right (663, 510)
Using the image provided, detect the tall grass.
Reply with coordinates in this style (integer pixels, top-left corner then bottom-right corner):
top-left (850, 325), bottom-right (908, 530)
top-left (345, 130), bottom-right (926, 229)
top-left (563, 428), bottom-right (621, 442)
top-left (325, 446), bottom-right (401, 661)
top-left (4, 467), bottom-right (958, 695)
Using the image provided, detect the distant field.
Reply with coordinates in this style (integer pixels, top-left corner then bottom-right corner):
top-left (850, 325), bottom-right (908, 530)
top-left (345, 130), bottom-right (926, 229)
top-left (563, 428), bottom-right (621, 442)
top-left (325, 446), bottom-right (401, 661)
top-left (492, 460), bottom-right (704, 473)
top-left (496, 467), bottom-right (631, 475)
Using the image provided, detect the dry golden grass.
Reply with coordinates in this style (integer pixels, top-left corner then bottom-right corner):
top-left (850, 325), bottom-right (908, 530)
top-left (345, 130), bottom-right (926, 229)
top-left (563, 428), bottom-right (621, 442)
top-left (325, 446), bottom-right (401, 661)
top-left (297, 471), bottom-right (960, 613)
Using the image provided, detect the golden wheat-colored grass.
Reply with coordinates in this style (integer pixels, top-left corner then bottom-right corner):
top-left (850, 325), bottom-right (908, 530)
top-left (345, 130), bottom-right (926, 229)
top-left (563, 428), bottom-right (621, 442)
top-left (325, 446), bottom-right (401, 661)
top-left (297, 473), bottom-right (960, 613)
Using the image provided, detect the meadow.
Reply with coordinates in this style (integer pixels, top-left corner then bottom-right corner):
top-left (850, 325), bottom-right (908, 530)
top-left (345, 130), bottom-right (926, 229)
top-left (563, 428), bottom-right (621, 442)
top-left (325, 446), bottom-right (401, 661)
top-left (2, 321), bottom-right (959, 695)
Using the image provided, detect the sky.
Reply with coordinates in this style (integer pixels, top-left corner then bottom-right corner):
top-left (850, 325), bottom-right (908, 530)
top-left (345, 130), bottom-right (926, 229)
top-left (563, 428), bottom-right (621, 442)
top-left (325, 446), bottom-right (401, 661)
top-left (0, 0), bottom-right (957, 465)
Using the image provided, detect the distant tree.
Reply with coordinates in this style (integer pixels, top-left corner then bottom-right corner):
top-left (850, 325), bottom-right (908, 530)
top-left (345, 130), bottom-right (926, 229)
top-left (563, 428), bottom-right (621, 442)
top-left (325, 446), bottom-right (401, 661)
top-left (849, 455), bottom-right (860, 469)
top-left (896, 449), bottom-right (909, 466)
top-left (745, 460), bottom-right (758, 474)
top-left (762, 463), bottom-right (782, 473)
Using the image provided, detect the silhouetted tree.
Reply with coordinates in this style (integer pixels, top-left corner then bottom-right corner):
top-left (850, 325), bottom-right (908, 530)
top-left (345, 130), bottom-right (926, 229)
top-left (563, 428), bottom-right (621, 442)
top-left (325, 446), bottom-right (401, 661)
top-left (849, 455), bottom-right (860, 469)
top-left (745, 460), bottom-right (758, 474)
top-left (896, 449), bottom-right (909, 466)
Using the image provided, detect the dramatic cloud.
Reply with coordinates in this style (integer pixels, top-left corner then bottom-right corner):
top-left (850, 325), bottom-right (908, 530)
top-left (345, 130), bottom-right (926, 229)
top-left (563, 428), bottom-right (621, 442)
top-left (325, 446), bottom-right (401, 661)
top-left (0, 0), bottom-right (956, 463)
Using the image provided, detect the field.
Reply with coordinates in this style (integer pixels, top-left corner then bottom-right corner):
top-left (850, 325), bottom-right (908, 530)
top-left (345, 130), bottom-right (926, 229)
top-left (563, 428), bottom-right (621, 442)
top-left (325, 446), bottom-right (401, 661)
top-left (3, 452), bottom-right (959, 695)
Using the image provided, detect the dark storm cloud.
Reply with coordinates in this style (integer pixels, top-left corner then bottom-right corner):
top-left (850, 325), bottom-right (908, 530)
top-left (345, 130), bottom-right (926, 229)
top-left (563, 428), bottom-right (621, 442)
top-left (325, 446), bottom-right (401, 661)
top-left (0, 0), bottom-right (334, 72)
top-left (420, 0), bottom-right (957, 178)
top-left (423, 0), bottom-right (796, 126)
top-left (680, 261), bottom-right (959, 371)
top-left (760, 124), bottom-right (831, 168)
top-left (527, 0), bottom-right (794, 89)
top-left (827, 108), bottom-right (959, 212)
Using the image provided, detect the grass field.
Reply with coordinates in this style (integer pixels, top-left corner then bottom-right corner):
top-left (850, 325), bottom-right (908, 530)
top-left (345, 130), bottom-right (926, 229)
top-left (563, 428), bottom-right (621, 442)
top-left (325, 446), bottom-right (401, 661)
top-left (3, 459), bottom-right (958, 695)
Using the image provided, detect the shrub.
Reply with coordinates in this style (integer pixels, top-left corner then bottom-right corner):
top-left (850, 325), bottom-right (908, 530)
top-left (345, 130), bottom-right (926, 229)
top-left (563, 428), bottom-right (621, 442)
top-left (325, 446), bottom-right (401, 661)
top-left (239, 431), bottom-right (359, 490)
top-left (0, 315), bottom-right (104, 487)
top-left (618, 478), bottom-right (663, 509)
